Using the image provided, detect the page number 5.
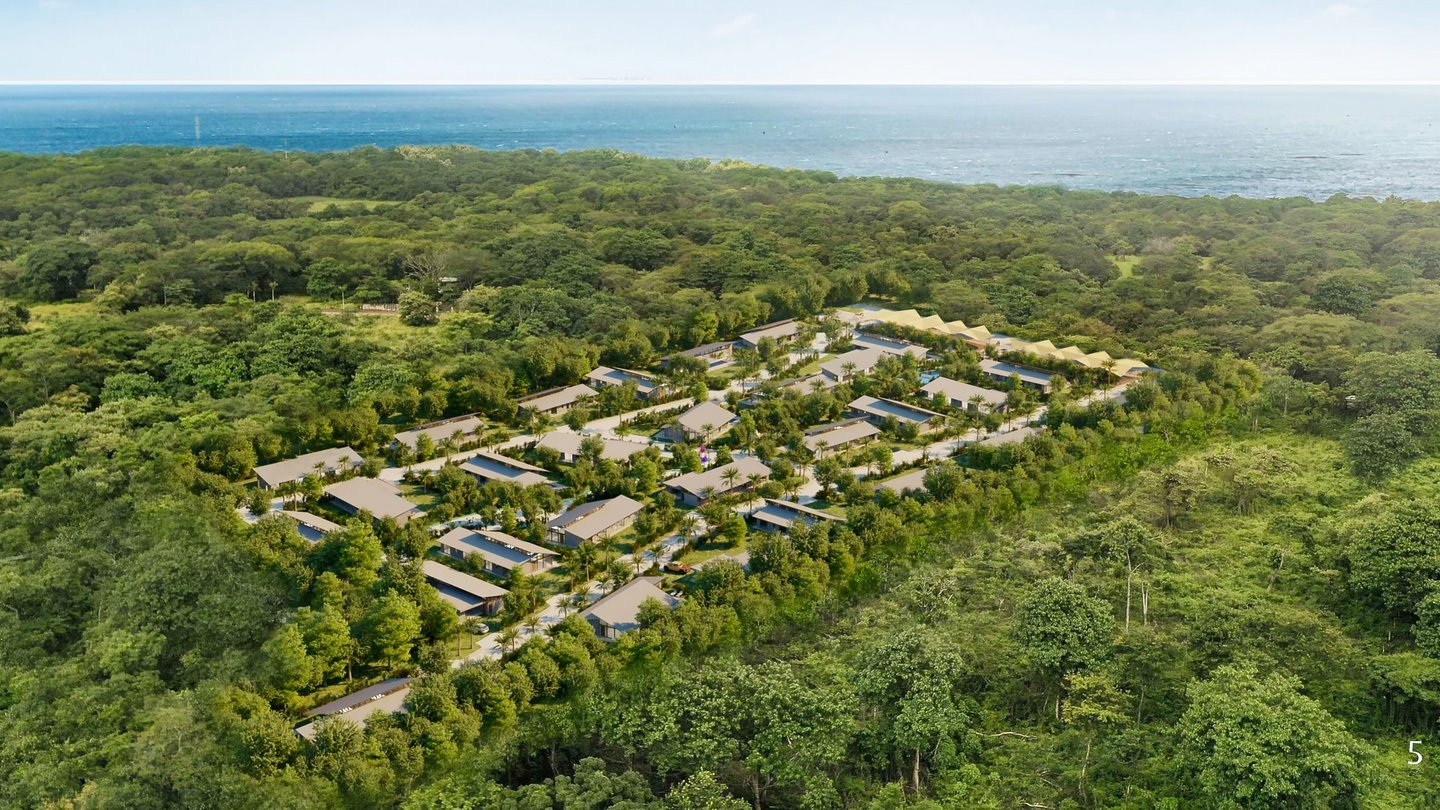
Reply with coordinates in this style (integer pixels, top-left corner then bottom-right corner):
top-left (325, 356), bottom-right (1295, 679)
top-left (1410, 741), bottom-right (1424, 765)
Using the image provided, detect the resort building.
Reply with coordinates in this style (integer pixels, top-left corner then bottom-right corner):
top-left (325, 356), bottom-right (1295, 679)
top-left (847, 395), bottom-right (944, 431)
top-left (920, 376), bottom-right (1009, 413)
top-left (975, 425), bottom-right (1040, 448)
top-left (578, 577), bottom-right (680, 640)
top-left (782, 374), bottom-right (839, 395)
top-left (516, 383), bottom-right (598, 417)
top-left (254, 446), bottom-right (362, 490)
top-left (546, 495), bottom-right (645, 547)
top-left (658, 400), bottom-right (738, 444)
top-left (876, 467), bottom-right (931, 496)
top-left (532, 431), bottom-right (650, 463)
top-left (664, 340), bottom-right (735, 369)
top-left (275, 510), bottom-right (343, 543)
top-left (434, 527), bottom-right (559, 577)
top-left (819, 347), bottom-right (889, 382)
top-left (748, 498), bottom-right (846, 533)
top-left (664, 456), bottom-right (772, 506)
top-left (322, 477), bottom-right (420, 526)
top-left (585, 366), bottom-right (669, 400)
top-left (737, 318), bottom-right (802, 349)
top-left (294, 678), bottom-right (413, 742)
top-left (422, 560), bottom-right (508, 617)
top-left (851, 331), bottom-right (931, 360)
top-left (460, 451), bottom-right (552, 487)
top-left (978, 359), bottom-right (1056, 394)
top-left (392, 414), bottom-right (484, 452)
top-left (802, 417), bottom-right (881, 457)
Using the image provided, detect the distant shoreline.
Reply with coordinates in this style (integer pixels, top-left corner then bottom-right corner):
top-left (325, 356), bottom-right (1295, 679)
top-left (3, 85), bottom-right (1436, 200)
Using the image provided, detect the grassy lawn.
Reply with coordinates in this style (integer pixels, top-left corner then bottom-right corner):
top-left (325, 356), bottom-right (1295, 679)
top-left (791, 355), bottom-right (827, 376)
top-left (24, 301), bottom-right (96, 328)
top-left (531, 569), bottom-right (572, 601)
top-left (675, 533), bottom-right (746, 567)
top-left (396, 483), bottom-right (442, 510)
top-left (344, 313), bottom-right (426, 341)
top-left (291, 196), bottom-right (397, 213)
top-left (1113, 255), bottom-right (1139, 278)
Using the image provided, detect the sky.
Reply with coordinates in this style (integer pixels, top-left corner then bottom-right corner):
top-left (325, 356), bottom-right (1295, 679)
top-left (4, 0), bottom-right (1440, 84)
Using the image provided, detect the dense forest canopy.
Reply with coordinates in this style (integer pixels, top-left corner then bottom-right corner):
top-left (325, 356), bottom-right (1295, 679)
top-left (1, 146), bottom-right (1440, 808)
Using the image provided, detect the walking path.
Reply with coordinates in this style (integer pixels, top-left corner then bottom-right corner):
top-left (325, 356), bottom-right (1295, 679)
top-left (456, 525), bottom-right (699, 664)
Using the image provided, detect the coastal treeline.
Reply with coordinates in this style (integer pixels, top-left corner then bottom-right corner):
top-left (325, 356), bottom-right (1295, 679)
top-left (0, 147), bottom-right (1439, 808)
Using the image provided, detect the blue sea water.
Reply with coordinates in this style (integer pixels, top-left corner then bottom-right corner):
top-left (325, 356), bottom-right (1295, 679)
top-left (2, 84), bottom-right (1440, 199)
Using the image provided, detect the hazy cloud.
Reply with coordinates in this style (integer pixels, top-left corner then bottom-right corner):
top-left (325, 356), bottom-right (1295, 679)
top-left (1319, 3), bottom-right (1361, 19)
top-left (711, 13), bottom-right (755, 37)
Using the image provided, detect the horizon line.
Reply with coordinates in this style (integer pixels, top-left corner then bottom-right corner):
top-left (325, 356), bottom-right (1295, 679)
top-left (5, 79), bottom-right (1440, 88)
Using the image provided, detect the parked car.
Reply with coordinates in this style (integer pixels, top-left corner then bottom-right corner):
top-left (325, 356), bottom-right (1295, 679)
top-left (663, 561), bottom-right (693, 575)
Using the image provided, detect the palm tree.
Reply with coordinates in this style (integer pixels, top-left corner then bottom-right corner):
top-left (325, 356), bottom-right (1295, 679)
top-left (720, 467), bottom-right (740, 494)
top-left (498, 626), bottom-right (519, 656)
top-left (782, 476), bottom-right (802, 502)
top-left (631, 533), bottom-right (653, 574)
top-left (678, 512), bottom-right (701, 548)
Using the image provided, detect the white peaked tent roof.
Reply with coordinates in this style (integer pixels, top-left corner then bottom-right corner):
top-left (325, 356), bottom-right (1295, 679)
top-left (853, 308), bottom-right (1150, 378)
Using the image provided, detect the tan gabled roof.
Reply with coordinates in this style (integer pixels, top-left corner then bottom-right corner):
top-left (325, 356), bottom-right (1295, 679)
top-left (665, 457), bottom-right (772, 497)
top-left (254, 446), bottom-right (362, 488)
top-left (578, 576), bottom-right (678, 633)
top-left (517, 384), bottom-right (598, 412)
top-left (423, 560), bottom-right (509, 611)
top-left (547, 495), bottom-right (645, 542)
top-left (323, 477), bottom-right (419, 522)
top-left (674, 401), bottom-right (737, 434)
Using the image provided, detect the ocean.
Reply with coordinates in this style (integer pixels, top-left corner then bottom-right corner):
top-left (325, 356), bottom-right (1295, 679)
top-left (2, 84), bottom-right (1439, 200)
